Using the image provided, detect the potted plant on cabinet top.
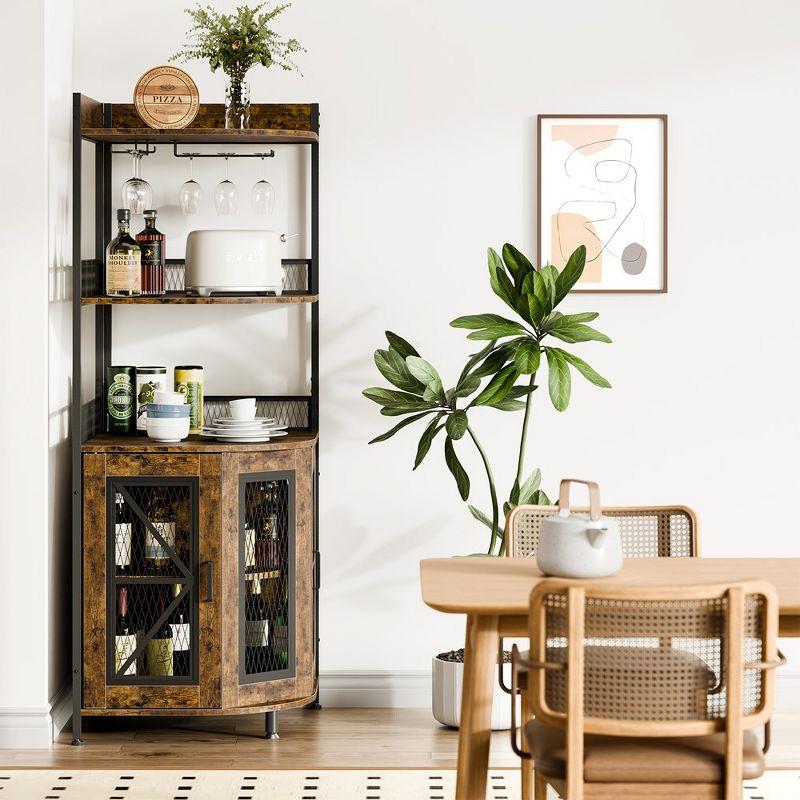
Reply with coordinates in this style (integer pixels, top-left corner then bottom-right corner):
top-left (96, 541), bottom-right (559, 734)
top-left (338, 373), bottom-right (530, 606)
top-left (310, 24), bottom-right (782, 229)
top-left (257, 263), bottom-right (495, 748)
top-left (171, 2), bottom-right (305, 129)
top-left (363, 243), bottom-right (613, 728)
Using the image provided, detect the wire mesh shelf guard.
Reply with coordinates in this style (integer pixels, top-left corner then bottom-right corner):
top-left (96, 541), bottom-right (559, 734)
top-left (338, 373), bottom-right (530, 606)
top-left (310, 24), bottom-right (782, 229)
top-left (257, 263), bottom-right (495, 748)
top-left (239, 472), bottom-right (295, 683)
top-left (107, 480), bottom-right (198, 685)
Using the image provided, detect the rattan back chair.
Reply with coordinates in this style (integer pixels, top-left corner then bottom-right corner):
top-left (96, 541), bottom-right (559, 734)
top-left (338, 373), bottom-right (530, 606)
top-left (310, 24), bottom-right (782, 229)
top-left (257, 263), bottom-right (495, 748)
top-left (505, 504), bottom-right (699, 559)
top-left (512, 580), bottom-right (783, 800)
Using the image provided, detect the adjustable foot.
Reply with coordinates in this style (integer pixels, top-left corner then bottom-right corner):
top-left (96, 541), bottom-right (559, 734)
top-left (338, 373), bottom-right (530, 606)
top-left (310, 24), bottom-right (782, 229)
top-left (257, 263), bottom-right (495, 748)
top-left (71, 737), bottom-right (84, 747)
top-left (264, 710), bottom-right (279, 739)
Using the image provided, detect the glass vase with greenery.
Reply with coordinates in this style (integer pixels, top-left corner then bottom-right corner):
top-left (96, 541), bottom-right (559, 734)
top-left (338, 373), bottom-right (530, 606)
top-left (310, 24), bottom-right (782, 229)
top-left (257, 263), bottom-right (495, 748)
top-left (363, 244), bottom-right (612, 555)
top-left (171, 2), bottom-right (305, 128)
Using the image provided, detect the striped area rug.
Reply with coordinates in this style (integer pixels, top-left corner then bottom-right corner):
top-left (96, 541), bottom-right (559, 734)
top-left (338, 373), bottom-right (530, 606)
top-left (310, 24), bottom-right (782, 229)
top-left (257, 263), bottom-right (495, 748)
top-left (0, 770), bottom-right (797, 799)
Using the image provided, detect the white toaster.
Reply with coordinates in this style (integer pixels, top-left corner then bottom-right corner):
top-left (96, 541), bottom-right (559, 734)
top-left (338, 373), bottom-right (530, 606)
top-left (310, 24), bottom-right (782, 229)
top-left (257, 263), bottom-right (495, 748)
top-left (184, 230), bottom-right (286, 296)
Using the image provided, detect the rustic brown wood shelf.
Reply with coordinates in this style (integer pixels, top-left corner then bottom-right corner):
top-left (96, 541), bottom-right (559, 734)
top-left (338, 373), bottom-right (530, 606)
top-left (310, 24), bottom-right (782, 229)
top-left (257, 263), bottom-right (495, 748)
top-left (81, 127), bottom-right (318, 144)
top-left (81, 292), bottom-right (318, 305)
top-left (81, 432), bottom-right (317, 454)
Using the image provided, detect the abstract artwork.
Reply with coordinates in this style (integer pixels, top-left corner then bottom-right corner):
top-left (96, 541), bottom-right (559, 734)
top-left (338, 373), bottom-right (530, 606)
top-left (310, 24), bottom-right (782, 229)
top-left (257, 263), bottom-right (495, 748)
top-left (538, 115), bottom-right (667, 293)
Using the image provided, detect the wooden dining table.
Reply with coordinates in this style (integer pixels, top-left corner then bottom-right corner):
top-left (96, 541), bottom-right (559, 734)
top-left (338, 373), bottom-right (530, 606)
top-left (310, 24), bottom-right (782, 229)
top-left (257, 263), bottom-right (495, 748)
top-left (420, 556), bottom-right (800, 800)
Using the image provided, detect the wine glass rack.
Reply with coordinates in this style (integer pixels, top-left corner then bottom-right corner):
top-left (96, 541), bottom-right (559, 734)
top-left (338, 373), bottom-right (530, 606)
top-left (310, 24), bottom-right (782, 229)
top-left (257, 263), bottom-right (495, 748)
top-left (70, 96), bottom-right (320, 746)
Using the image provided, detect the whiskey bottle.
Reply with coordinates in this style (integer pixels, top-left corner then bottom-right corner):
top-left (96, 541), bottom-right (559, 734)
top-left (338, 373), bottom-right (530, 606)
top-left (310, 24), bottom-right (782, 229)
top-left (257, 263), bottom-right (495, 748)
top-left (114, 586), bottom-right (137, 676)
top-left (106, 209), bottom-right (141, 296)
top-left (245, 579), bottom-right (269, 674)
top-left (136, 209), bottom-right (166, 296)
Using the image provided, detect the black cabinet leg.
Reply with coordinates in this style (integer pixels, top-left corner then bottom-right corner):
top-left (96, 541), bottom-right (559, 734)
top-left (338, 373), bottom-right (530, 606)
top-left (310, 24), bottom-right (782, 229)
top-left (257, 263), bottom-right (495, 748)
top-left (265, 710), bottom-right (279, 739)
top-left (71, 711), bottom-right (84, 747)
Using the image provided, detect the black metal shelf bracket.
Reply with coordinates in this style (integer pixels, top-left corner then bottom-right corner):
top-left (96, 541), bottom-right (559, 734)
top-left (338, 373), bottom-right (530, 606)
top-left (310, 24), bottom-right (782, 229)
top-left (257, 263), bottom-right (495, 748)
top-left (172, 142), bottom-right (275, 159)
top-left (111, 144), bottom-right (157, 156)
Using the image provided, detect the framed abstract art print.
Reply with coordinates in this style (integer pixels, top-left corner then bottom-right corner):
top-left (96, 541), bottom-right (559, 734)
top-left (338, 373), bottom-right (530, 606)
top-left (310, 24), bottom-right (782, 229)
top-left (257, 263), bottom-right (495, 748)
top-left (538, 114), bottom-right (667, 293)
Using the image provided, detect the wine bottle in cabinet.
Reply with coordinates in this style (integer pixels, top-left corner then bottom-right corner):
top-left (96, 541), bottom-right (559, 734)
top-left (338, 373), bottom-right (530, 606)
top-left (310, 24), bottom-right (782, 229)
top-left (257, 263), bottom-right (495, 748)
top-left (245, 579), bottom-right (269, 673)
top-left (114, 492), bottom-right (132, 575)
top-left (170, 583), bottom-right (191, 676)
top-left (114, 586), bottom-right (137, 676)
top-left (145, 488), bottom-right (176, 572)
top-left (145, 588), bottom-right (174, 677)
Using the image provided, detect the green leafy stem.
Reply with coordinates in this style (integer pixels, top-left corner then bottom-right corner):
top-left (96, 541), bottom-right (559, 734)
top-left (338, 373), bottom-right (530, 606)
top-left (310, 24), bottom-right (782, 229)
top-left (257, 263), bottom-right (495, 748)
top-left (362, 244), bottom-right (612, 556)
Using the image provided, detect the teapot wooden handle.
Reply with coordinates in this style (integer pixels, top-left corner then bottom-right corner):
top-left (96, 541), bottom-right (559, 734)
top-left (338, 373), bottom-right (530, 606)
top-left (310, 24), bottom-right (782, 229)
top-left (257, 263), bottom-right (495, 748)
top-left (559, 478), bottom-right (602, 521)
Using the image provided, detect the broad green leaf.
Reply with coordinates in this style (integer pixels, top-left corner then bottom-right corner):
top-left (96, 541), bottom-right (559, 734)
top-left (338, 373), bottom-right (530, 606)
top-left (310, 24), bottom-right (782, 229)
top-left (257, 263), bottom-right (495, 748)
top-left (558, 312), bottom-right (599, 324)
top-left (385, 330), bottom-right (419, 359)
top-left (363, 387), bottom-right (425, 406)
top-left (554, 348), bottom-right (612, 388)
top-left (507, 383), bottom-right (537, 399)
top-left (488, 247), bottom-right (517, 310)
top-left (515, 293), bottom-right (533, 325)
top-left (554, 245), bottom-right (587, 304)
top-left (451, 313), bottom-right (520, 330)
top-left (548, 324), bottom-right (612, 344)
top-left (406, 356), bottom-right (444, 400)
top-left (471, 363), bottom-right (519, 407)
top-left (519, 468), bottom-right (542, 503)
top-left (456, 341), bottom-right (495, 389)
top-left (468, 505), bottom-right (494, 529)
top-left (423, 385), bottom-right (443, 402)
top-left (510, 479), bottom-right (521, 505)
top-left (444, 437), bottom-right (470, 501)
top-left (374, 349), bottom-right (424, 394)
top-left (452, 374), bottom-right (481, 399)
top-left (544, 347), bottom-right (571, 411)
top-left (532, 489), bottom-right (552, 505)
top-left (514, 340), bottom-right (541, 374)
top-left (503, 243), bottom-right (535, 292)
top-left (487, 397), bottom-right (527, 411)
top-left (445, 409), bottom-right (468, 440)
top-left (527, 292), bottom-right (545, 326)
top-left (470, 345), bottom-right (514, 379)
top-left (540, 265), bottom-right (559, 309)
top-left (466, 320), bottom-right (527, 341)
top-left (380, 401), bottom-right (439, 416)
top-left (414, 415), bottom-right (445, 469)
top-left (368, 410), bottom-right (437, 444)
top-left (531, 269), bottom-right (552, 316)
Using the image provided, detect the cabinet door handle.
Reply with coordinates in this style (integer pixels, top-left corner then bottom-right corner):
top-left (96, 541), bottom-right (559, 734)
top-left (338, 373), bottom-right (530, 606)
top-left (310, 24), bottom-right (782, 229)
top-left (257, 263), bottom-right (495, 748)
top-left (200, 561), bottom-right (214, 602)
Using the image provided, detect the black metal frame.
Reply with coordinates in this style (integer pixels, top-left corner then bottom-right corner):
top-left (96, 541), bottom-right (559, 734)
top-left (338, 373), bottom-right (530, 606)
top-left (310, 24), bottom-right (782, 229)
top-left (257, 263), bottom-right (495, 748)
top-left (104, 476), bottom-right (200, 686)
top-left (237, 470), bottom-right (296, 685)
top-left (71, 96), bottom-right (321, 744)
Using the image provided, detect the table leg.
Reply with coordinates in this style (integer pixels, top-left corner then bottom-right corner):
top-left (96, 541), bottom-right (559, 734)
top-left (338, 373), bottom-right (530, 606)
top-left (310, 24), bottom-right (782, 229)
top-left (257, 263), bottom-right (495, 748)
top-left (456, 613), bottom-right (499, 800)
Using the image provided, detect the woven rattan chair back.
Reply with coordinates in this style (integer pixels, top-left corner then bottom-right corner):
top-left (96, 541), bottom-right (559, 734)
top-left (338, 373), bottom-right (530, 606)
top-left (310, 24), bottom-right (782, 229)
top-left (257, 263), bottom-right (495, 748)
top-left (506, 504), bottom-right (698, 559)
top-left (528, 580), bottom-right (778, 733)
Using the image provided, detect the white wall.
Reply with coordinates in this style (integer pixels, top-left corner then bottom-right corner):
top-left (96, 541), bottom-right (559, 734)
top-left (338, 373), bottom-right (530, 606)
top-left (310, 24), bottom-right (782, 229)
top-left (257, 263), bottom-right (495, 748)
top-left (67, 0), bottom-right (800, 709)
top-left (0, 0), bottom-right (73, 746)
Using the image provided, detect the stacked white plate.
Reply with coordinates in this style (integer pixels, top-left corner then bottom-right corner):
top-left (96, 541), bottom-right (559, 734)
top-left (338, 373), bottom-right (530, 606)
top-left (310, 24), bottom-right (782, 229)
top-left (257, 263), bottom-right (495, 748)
top-left (200, 417), bottom-right (289, 443)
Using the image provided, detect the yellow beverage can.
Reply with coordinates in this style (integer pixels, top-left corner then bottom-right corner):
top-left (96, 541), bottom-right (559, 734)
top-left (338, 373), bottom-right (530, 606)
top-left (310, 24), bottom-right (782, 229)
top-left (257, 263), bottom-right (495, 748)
top-left (174, 365), bottom-right (204, 434)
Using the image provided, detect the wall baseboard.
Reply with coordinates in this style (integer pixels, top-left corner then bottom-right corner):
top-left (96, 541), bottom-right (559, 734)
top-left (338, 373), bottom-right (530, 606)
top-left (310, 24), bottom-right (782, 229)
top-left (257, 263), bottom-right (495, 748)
top-left (0, 684), bottom-right (71, 748)
top-left (320, 669), bottom-right (800, 711)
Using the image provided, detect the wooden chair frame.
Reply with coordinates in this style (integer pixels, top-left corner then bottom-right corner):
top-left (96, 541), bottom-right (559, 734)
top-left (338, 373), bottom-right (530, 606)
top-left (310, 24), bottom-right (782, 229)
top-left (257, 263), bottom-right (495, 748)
top-left (514, 580), bottom-right (782, 800)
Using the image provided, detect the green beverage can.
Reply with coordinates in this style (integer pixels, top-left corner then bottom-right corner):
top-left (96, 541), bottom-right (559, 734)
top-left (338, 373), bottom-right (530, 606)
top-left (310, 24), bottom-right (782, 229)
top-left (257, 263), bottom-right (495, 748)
top-left (174, 365), bottom-right (204, 434)
top-left (106, 366), bottom-right (136, 434)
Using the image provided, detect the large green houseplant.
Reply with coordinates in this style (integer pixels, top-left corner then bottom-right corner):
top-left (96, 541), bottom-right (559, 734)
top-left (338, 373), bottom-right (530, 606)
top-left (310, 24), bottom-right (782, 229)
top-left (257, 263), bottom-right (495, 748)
top-left (363, 244), bottom-right (612, 555)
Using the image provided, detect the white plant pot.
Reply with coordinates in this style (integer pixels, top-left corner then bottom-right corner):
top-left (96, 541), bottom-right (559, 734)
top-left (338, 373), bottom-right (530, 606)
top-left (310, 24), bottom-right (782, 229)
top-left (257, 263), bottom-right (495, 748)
top-left (431, 655), bottom-right (519, 730)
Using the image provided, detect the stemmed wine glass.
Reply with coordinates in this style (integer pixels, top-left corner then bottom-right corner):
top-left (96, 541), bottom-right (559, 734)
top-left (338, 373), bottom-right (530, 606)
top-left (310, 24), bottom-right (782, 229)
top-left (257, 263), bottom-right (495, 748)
top-left (178, 157), bottom-right (203, 214)
top-left (251, 157), bottom-right (275, 215)
top-left (214, 157), bottom-right (239, 215)
top-left (121, 151), bottom-right (152, 215)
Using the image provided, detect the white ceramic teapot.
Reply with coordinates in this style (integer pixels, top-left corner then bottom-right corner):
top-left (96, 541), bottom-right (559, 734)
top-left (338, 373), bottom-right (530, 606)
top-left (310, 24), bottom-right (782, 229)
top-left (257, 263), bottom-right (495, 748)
top-left (536, 479), bottom-right (623, 578)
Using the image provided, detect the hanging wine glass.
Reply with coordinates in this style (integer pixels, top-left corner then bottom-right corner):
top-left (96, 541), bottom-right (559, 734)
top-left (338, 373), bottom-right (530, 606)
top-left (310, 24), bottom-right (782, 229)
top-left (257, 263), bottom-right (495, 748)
top-left (121, 151), bottom-right (152, 215)
top-left (214, 157), bottom-right (239, 215)
top-left (251, 157), bottom-right (275, 215)
top-left (178, 157), bottom-right (203, 214)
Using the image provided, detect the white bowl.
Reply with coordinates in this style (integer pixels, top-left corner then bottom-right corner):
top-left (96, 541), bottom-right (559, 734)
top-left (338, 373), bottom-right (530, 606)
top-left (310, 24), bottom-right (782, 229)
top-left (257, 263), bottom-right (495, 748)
top-left (154, 390), bottom-right (186, 405)
top-left (146, 416), bottom-right (190, 442)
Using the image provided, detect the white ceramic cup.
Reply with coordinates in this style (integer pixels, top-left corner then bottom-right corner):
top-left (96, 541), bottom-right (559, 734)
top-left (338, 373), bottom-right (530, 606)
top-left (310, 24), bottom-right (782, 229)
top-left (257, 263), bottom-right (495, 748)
top-left (229, 397), bottom-right (256, 421)
top-left (153, 390), bottom-right (186, 405)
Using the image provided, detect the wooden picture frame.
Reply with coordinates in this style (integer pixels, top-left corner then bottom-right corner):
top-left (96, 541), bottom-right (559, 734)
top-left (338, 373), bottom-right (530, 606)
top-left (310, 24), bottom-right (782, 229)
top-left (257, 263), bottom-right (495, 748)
top-left (537, 114), bottom-right (668, 294)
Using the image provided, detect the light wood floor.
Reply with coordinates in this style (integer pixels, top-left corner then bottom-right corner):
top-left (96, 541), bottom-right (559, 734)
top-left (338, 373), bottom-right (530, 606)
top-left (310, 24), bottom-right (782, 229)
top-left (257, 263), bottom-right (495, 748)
top-left (1, 709), bottom-right (798, 770)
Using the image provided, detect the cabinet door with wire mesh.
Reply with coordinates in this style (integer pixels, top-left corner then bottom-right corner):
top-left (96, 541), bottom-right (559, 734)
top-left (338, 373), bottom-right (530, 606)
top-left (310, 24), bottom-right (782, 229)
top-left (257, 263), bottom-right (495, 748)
top-left (233, 447), bottom-right (315, 706)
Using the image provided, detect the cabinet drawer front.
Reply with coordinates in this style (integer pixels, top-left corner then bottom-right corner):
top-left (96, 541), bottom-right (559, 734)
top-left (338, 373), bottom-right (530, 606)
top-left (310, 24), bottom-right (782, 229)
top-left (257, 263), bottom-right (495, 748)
top-left (107, 454), bottom-right (199, 476)
top-left (106, 685), bottom-right (200, 709)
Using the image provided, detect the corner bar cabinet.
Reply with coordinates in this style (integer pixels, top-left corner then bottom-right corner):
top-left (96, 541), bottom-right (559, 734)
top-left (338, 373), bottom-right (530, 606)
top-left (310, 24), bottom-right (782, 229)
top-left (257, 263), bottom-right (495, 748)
top-left (71, 96), bottom-right (320, 744)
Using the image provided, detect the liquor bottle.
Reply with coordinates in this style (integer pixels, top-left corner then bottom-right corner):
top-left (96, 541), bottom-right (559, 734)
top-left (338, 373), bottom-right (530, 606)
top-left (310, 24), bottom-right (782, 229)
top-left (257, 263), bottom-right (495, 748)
top-left (244, 487), bottom-right (257, 573)
top-left (145, 589), bottom-right (174, 677)
top-left (145, 488), bottom-right (175, 571)
top-left (115, 586), bottom-right (137, 676)
top-left (136, 210), bottom-right (166, 296)
top-left (170, 583), bottom-right (191, 676)
top-left (245, 579), bottom-right (269, 673)
top-left (114, 491), bottom-right (132, 575)
top-left (106, 209), bottom-right (141, 296)
top-left (271, 599), bottom-right (289, 670)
